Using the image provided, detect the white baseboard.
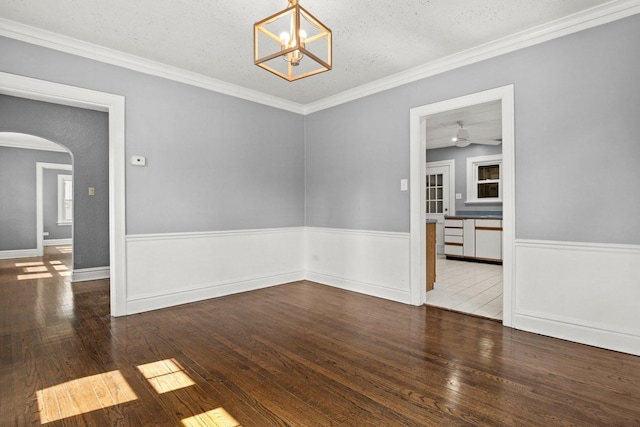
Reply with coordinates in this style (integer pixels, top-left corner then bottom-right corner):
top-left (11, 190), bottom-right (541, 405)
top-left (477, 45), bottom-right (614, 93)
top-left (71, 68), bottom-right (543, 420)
top-left (43, 238), bottom-right (72, 246)
top-left (126, 271), bottom-right (304, 315)
top-left (72, 266), bottom-right (110, 282)
top-left (125, 227), bottom-right (305, 315)
top-left (0, 248), bottom-right (38, 260)
top-left (305, 272), bottom-right (410, 303)
top-left (305, 227), bottom-right (411, 304)
top-left (514, 239), bottom-right (640, 356)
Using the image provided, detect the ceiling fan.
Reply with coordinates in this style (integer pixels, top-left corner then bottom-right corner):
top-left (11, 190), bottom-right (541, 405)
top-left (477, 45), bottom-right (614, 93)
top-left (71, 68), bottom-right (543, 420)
top-left (452, 121), bottom-right (502, 147)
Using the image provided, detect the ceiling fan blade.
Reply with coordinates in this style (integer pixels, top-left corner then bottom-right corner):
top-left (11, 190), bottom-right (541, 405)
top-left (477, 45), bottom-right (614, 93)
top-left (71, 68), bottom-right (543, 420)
top-left (471, 139), bottom-right (502, 145)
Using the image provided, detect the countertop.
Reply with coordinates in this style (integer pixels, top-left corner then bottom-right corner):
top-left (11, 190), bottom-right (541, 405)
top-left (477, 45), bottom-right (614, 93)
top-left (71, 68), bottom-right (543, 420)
top-left (445, 215), bottom-right (502, 220)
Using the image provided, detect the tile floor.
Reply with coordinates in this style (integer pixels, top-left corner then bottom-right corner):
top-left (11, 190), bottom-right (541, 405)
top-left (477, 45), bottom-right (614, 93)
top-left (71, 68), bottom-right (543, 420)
top-left (426, 255), bottom-right (503, 321)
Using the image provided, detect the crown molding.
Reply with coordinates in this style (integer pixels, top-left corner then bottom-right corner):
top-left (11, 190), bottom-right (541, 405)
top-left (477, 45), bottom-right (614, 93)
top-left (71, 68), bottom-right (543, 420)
top-left (303, 0), bottom-right (640, 114)
top-left (1, 0), bottom-right (639, 116)
top-left (0, 18), bottom-right (306, 115)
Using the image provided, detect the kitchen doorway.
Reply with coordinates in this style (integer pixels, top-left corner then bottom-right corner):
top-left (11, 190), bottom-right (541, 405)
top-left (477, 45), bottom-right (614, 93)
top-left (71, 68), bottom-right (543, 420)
top-left (408, 85), bottom-right (515, 326)
top-left (424, 101), bottom-right (503, 320)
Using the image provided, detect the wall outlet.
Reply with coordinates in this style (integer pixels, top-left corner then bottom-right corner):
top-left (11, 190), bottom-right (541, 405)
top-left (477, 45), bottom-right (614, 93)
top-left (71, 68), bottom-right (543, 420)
top-left (455, 193), bottom-right (463, 200)
top-left (88, 187), bottom-right (95, 196)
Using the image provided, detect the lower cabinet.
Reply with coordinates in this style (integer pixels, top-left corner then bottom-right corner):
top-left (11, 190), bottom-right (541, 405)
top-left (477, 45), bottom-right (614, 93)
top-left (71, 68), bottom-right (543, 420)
top-left (444, 218), bottom-right (502, 263)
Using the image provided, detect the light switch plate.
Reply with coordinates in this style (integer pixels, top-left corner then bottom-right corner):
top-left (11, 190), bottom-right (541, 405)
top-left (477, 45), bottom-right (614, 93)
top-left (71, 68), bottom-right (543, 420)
top-left (88, 187), bottom-right (95, 196)
top-left (455, 193), bottom-right (463, 200)
top-left (400, 179), bottom-right (408, 191)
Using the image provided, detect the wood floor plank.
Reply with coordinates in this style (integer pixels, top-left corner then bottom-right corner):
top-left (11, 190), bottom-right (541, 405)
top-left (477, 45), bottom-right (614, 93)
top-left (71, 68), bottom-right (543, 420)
top-left (2, 248), bottom-right (640, 426)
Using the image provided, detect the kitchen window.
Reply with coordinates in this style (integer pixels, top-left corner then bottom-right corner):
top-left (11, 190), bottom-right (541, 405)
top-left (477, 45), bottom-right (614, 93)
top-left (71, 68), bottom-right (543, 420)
top-left (466, 154), bottom-right (502, 203)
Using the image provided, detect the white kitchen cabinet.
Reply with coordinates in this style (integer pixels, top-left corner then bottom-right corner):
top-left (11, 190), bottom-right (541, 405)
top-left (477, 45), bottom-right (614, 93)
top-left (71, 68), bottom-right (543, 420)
top-left (463, 219), bottom-right (476, 257)
top-left (444, 219), bottom-right (464, 257)
top-left (444, 217), bottom-right (502, 263)
top-left (475, 219), bottom-right (502, 262)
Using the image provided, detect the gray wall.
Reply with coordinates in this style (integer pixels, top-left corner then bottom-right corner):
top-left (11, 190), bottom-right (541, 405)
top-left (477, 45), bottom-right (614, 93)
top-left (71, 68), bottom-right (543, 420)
top-left (43, 168), bottom-right (73, 240)
top-left (427, 144), bottom-right (502, 213)
top-left (0, 37), bottom-right (305, 235)
top-left (0, 147), bottom-right (71, 250)
top-left (2, 14), bottom-right (639, 247)
top-left (306, 14), bottom-right (640, 245)
top-left (0, 97), bottom-right (109, 269)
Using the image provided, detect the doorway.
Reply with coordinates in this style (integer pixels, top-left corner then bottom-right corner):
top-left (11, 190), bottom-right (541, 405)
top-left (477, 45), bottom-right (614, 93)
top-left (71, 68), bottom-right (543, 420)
top-left (425, 160), bottom-right (454, 255)
top-left (37, 161), bottom-right (73, 257)
top-left (424, 101), bottom-right (503, 320)
top-left (409, 85), bottom-right (515, 327)
top-left (0, 72), bottom-right (127, 316)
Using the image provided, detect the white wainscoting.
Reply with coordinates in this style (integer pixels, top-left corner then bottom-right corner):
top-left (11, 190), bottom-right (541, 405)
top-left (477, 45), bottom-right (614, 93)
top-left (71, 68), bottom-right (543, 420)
top-left (44, 238), bottom-right (72, 246)
top-left (0, 249), bottom-right (38, 260)
top-left (305, 227), bottom-right (411, 304)
top-left (125, 227), bottom-right (305, 315)
top-left (513, 239), bottom-right (640, 356)
top-left (72, 266), bottom-right (110, 282)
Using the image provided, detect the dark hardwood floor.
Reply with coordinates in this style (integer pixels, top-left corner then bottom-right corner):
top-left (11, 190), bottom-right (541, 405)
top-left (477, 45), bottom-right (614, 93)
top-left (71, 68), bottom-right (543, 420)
top-left (2, 246), bottom-right (640, 426)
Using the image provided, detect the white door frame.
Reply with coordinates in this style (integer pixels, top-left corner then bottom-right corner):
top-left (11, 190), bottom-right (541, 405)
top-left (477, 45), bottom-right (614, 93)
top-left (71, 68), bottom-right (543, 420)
top-left (1, 72), bottom-right (127, 317)
top-left (409, 85), bottom-right (515, 327)
top-left (36, 162), bottom-right (72, 256)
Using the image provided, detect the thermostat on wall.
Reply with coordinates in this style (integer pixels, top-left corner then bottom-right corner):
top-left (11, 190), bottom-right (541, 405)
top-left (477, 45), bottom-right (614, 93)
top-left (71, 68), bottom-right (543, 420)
top-left (130, 155), bottom-right (146, 166)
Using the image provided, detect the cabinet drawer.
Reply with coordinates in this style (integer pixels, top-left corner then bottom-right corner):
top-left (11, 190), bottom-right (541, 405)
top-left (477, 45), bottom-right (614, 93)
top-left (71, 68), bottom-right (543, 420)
top-left (475, 219), bottom-right (502, 228)
top-left (444, 219), bottom-right (463, 228)
top-left (445, 244), bottom-right (464, 256)
top-left (444, 228), bottom-right (463, 236)
top-left (445, 235), bottom-right (463, 244)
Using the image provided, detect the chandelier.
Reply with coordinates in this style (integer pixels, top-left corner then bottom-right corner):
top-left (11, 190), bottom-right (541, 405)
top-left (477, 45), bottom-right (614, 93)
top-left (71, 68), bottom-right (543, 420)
top-left (254, 0), bottom-right (332, 81)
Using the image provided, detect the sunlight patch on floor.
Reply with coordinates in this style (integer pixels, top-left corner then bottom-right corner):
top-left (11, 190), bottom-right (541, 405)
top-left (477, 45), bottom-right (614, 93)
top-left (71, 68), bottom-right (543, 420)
top-left (37, 370), bottom-right (137, 424)
top-left (182, 407), bottom-right (241, 427)
top-left (137, 358), bottom-right (195, 394)
top-left (15, 261), bottom-right (44, 267)
top-left (17, 272), bottom-right (53, 280)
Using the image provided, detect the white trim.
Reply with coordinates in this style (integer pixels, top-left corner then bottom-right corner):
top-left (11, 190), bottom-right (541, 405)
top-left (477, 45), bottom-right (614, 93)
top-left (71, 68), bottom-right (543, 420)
top-left (409, 85), bottom-right (515, 327)
top-left (126, 272), bottom-right (304, 315)
top-left (36, 162), bottom-right (72, 257)
top-left (0, 249), bottom-right (38, 260)
top-left (305, 272), bottom-right (411, 303)
top-left (303, 226), bottom-right (410, 240)
top-left (72, 266), bottom-right (110, 282)
top-left (43, 238), bottom-right (72, 246)
top-left (126, 226), bottom-right (305, 242)
top-left (513, 239), bottom-right (640, 356)
top-left (516, 238), bottom-right (640, 253)
top-left (465, 154), bottom-right (502, 204)
top-left (57, 173), bottom-right (73, 225)
top-left (304, 1), bottom-right (640, 113)
top-left (1, 3), bottom-right (638, 114)
top-left (304, 227), bottom-right (411, 304)
top-left (0, 18), bottom-right (304, 115)
top-left (1, 72), bottom-right (127, 317)
top-left (125, 227), bottom-right (305, 315)
top-left (0, 132), bottom-right (68, 152)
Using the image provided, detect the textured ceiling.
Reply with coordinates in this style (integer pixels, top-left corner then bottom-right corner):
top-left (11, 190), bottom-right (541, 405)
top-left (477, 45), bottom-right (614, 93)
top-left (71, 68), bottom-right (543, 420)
top-left (0, 0), bottom-right (615, 104)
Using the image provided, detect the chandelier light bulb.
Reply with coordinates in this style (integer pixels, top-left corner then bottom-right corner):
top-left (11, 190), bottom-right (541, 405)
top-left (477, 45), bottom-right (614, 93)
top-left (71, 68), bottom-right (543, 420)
top-left (280, 32), bottom-right (291, 46)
